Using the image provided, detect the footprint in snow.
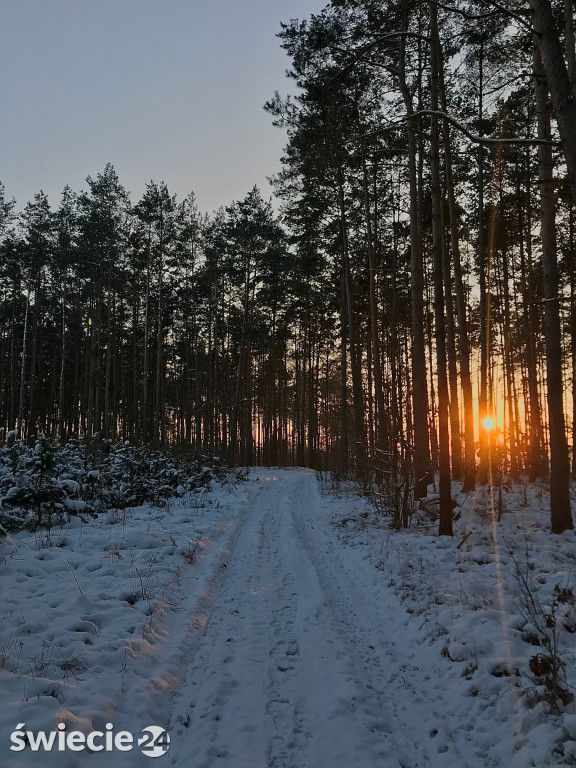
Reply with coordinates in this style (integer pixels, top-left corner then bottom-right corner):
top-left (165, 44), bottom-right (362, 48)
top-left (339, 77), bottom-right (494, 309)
top-left (285, 640), bottom-right (299, 656)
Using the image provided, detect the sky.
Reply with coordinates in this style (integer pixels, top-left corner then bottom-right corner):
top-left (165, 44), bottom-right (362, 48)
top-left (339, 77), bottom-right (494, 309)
top-left (1, 0), bottom-right (326, 214)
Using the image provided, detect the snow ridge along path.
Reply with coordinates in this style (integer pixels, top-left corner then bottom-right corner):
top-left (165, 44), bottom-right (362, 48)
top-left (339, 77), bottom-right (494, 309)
top-left (164, 468), bottom-right (462, 768)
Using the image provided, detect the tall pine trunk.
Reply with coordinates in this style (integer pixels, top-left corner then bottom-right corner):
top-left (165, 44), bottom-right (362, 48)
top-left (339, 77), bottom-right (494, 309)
top-left (338, 170), bottom-right (367, 480)
top-left (431, 4), bottom-right (453, 535)
top-left (531, 0), bottom-right (576, 200)
top-left (534, 43), bottom-right (574, 533)
top-left (438, 50), bottom-right (476, 491)
top-left (398, 33), bottom-right (431, 498)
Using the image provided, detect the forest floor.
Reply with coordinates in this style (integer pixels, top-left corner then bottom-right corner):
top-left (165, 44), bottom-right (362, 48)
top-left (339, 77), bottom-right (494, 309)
top-left (1, 468), bottom-right (576, 767)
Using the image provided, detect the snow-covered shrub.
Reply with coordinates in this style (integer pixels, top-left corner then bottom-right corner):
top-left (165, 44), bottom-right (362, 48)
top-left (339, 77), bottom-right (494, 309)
top-left (0, 435), bottom-right (228, 534)
top-left (0, 436), bottom-right (69, 533)
top-left (514, 560), bottom-right (575, 712)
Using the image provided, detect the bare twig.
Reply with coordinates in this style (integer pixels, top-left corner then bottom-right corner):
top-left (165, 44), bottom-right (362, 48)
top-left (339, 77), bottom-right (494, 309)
top-left (54, 545), bottom-right (84, 595)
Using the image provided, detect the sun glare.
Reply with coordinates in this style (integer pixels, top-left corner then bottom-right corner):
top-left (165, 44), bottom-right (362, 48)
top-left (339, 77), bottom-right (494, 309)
top-left (482, 416), bottom-right (495, 431)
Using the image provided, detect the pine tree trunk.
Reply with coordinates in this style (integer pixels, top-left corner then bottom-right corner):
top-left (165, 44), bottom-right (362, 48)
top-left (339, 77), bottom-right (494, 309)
top-left (431, 3), bottom-right (453, 535)
top-left (478, 40), bottom-right (490, 484)
top-left (438, 56), bottom-right (476, 491)
top-left (93, 300), bottom-right (102, 434)
top-left (132, 283), bottom-right (139, 443)
top-left (230, 251), bottom-right (251, 465)
top-left (566, 0), bottom-right (576, 95)
top-left (534, 43), bottom-right (574, 533)
top-left (520, 153), bottom-right (545, 479)
top-left (27, 288), bottom-right (39, 442)
top-left (441, 198), bottom-right (463, 480)
top-left (398, 33), bottom-right (431, 498)
top-left (142, 247), bottom-right (150, 442)
top-left (570, 206), bottom-right (576, 475)
top-left (362, 153), bottom-right (387, 458)
top-left (57, 280), bottom-right (66, 442)
top-left (155, 218), bottom-right (164, 444)
top-left (338, 171), bottom-right (367, 480)
top-left (104, 293), bottom-right (112, 439)
top-left (339, 272), bottom-right (349, 476)
top-left (17, 288), bottom-right (31, 439)
top-left (531, 0), bottom-right (576, 200)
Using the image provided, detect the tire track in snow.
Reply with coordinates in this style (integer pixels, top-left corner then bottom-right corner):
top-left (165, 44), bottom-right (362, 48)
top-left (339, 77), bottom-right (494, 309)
top-left (89, 485), bottom-right (255, 768)
top-left (167, 479), bottom-right (282, 767)
top-left (116, 468), bottom-right (472, 768)
top-left (291, 472), bottom-right (476, 768)
top-left (168, 470), bottom-right (416, 768)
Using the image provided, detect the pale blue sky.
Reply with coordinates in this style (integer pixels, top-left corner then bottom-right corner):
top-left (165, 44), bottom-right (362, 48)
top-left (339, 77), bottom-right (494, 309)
top-left (1, 0), bottom-right (325, 212)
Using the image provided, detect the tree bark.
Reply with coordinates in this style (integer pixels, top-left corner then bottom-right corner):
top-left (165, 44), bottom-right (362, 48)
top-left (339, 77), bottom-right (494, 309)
top-left (531, 0), bottom-right (576, 200)
top-left (438, 49), bottom-right (476, 491)
top-left (398, 32), bottom-right (431, 498)
top-left (430, 3), bottom-right (453, 535)
top-left (534, 43), bottom-right (574, 533)
top-left (477, 39), bottom-right (490, 484)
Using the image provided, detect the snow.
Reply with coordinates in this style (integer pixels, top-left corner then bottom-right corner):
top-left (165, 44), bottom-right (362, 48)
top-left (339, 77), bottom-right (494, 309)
top-left (2, 486), bottom-right (20, 502)
top-left (0, 474), bottom-right (248, 767)
top-left (57, 480), bottom-right (81, 495)
top-left (320, 474), bottom-right (576, 767)
top-left (62, 498), bottom-right (86, 513)
top-left (0, 468), bottom-right (575, 766)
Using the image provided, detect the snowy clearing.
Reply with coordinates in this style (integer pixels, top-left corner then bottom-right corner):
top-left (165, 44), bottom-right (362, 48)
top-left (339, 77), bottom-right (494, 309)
top-left (1, 468), bottom-right (576, 767)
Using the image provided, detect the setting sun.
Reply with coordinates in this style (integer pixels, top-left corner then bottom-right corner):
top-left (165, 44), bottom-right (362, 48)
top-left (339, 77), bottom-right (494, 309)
top-left (482, 416), bottom-right (495, 431)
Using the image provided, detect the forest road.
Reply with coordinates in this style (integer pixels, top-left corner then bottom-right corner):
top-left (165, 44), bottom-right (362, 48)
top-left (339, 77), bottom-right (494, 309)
top-left (164, 467), bottom-right (456, 768)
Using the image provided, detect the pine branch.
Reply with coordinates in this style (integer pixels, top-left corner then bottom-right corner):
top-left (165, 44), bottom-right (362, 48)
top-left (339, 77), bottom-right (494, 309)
top-left (430, 0), bottom-right (501, 20)
top-left (353, 109), bottom-right (559, 146)
top-left (431, 0), bottom-right (534, 30)
top-left (331, 32), bottom-right (430, 81)
top-left (485, 0), bottom-right (535, 32)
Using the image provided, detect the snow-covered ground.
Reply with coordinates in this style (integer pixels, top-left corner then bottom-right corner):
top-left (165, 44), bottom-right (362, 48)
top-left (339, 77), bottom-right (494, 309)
top-left (1, 468), bottom-right (576, 767)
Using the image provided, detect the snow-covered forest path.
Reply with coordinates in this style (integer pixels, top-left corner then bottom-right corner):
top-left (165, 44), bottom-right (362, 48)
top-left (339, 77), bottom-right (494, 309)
top-left (163, 468), bottom-right (461, 768)
top-left (7, 466), bottom-right (566, 768)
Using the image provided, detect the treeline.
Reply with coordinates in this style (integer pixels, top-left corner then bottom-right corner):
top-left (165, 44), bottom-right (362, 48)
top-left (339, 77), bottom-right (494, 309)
top-left (2, 0), bottom-right (576, 534)
top-left (0, 173), bottom-right (311, 466)
top-left (262, 0), bottom-right (576, 533)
